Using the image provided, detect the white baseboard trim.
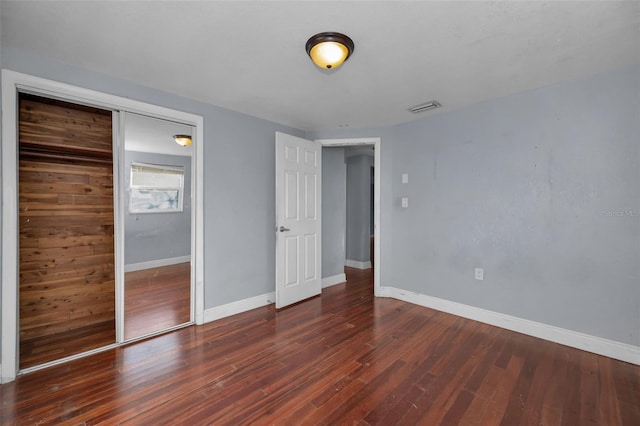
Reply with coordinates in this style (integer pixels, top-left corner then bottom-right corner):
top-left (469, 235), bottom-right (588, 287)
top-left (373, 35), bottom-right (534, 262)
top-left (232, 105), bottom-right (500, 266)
top-left (379, 286), bottom-right (640, 366)
top-left (322, 273), bottom-right (347, 288)
top-left (204, 291), bottom-right (275, 323)
top-left (203, 274), bottom-right (348, 325)
top-left (124, 255), bottom-right (191, 272)
top-left (345, 259), bottom-right (372, 270)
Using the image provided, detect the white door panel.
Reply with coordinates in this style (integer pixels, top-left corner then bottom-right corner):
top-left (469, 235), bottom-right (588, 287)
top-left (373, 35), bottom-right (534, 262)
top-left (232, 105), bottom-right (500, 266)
top-left (304, 174), bottom-right (317, 219)
top-left (276, 132), bottom-right (321, 308)
top-left (304, 234), bottom-right (317, 280)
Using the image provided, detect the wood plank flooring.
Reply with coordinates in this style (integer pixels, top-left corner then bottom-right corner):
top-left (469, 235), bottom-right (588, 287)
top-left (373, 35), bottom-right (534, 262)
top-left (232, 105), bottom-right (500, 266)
top-left (2, 268), bottom-right (639, 424)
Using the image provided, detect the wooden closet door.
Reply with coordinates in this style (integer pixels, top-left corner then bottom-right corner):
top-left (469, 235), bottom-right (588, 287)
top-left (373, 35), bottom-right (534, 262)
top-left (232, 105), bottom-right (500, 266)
top-left (18, 94), bottom-right (115, 369)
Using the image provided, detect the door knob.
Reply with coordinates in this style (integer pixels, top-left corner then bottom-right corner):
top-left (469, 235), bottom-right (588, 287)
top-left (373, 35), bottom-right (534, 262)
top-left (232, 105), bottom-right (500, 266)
top-left (279, 226), bottom-right (290, 232)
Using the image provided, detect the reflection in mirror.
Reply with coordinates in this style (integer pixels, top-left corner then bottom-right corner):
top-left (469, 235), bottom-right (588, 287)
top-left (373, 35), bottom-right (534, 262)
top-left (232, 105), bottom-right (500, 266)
top-left (123, 112), bottom-right (193, 340)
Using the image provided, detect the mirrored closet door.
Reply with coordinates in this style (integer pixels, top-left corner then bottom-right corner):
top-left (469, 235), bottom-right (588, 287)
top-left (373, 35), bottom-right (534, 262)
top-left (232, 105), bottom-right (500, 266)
top-left (122, 112), bottom-right (194, 340)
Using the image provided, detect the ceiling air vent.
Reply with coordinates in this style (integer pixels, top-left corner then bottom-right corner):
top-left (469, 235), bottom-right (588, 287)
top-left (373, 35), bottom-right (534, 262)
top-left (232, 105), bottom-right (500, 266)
top-left (408, 101), bottom-right (441, 113)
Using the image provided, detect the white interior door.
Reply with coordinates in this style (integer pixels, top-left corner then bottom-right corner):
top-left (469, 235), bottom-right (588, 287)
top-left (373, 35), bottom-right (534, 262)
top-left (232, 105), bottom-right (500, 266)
top-left (275, 132), bottom-right (321, 309)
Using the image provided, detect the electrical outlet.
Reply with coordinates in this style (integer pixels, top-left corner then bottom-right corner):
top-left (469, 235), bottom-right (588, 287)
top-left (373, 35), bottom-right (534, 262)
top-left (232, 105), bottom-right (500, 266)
top-left (474, 268), bottom-right (484, 281)
top-left (401, 197), bottom-right (409, 208)
top-left (402, 173), bottom-right (409, 184)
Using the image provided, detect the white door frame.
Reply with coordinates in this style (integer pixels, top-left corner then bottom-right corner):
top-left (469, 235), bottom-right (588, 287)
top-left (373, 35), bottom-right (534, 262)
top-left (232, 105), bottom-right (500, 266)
top-left (1, 70), bottom-right (205, 383)
top-left (316, 137), bottom-right (381, 297)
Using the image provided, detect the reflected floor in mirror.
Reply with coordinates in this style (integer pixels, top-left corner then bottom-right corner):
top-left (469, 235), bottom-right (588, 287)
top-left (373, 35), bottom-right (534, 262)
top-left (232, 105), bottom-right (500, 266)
top-left (124, 262), bottom-right (191, 340)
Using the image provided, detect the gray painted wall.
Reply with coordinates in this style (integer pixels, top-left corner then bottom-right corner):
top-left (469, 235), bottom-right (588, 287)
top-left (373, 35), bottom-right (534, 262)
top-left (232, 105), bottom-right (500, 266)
top-left (124, 151), bottom-right (191, 265)
top-left (387, 64), bottom-right (640, 346)
top-left (321, 147), bottom-right (346, 278)
top-left (346, 155), bottom-right (373, 263)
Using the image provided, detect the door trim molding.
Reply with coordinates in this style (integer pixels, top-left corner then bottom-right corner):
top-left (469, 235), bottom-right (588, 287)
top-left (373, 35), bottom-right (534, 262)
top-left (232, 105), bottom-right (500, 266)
top-left (316, 137), bottom-right (381, 297)
top-left (1, 69), bottom-right (205, 383)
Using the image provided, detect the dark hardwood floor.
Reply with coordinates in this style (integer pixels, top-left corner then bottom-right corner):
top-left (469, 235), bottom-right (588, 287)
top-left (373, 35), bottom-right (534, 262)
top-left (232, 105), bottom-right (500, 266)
top-left (2, 268), bottom-right (639, 424)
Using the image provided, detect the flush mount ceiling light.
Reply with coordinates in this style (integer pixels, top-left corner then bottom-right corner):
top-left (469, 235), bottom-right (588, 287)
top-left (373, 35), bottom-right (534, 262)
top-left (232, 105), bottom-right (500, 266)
top-left (306, 32), bottom-right (354, 70)
top-left (173, 134), bottom-right (192, 147)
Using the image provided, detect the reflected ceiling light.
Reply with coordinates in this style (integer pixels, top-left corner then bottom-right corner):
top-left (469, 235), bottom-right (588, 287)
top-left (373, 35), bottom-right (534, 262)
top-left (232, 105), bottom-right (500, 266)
top-left (173, 134), bottom-right (192, 147)
top-left (306, 32), bottom-right (354, 70)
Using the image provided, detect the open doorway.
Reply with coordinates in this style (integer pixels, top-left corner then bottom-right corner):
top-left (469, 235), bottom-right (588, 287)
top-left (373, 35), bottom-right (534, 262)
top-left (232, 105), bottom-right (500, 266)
top-left (318, 138), bottom-right (380, 295)
top-left (345, 147), bottom-right (375, 271)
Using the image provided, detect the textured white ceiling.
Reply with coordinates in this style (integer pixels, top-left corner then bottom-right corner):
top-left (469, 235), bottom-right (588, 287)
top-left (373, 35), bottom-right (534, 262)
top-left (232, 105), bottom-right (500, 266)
top-left (2, 1), bottom-right (638, 131)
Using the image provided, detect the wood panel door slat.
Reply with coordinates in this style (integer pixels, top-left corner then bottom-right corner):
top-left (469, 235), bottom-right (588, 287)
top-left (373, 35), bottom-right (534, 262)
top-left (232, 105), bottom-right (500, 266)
top-left (20, 159), bottom-right (114, 176)
top-left (19, 96), bottom-right (113, 161)
top-left (18, 93), bottom-right (116, 369)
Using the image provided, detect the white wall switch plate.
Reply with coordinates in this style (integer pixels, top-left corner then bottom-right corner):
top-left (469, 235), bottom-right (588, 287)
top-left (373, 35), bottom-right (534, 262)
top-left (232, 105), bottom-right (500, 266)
top-left (402, 173), bottom-right (409, 184)
top-left (401, 197), bottom-right (409, 208)
top-left (474, 268), bottom-right (484, 281)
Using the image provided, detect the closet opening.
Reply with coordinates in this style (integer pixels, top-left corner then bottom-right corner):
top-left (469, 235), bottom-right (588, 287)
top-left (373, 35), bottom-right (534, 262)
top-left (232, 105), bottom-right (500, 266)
top-left (2, 70), bottom-right (204, 383)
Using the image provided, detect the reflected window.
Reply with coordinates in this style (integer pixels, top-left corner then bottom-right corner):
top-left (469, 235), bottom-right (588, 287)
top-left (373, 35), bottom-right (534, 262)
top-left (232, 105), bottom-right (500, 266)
top-left (129, 162), bottom-right (184, 213)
